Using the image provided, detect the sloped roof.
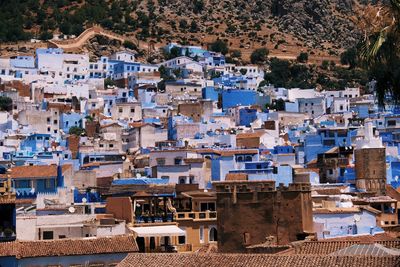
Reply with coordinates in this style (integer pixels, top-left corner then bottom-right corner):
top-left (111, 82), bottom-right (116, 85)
top-left (0, 235), bottom-right (138, 259)
top-left (117, 253), bottom-right (400, 267)
top-left (292, 239), bottom-right (400, 255)
top-left (0, 165), bottom-right (72, 179)
top-left (236, 131), bottom-right (266, 139)
top-left (330, 244), bottom-right (400, 257)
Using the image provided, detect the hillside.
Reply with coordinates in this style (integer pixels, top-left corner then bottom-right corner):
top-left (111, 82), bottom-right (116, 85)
top-left (0, 0), bottom-right (370, 61)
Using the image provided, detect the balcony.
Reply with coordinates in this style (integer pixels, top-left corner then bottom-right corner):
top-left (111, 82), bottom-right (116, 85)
top-left (175, 211), bottom-right (217, 221)
top-left (134, 214), bottom-right (174, 224)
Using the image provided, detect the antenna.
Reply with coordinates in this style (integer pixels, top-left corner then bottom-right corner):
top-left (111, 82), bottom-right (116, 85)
top-left (68, 207), bottom-right (76, 213)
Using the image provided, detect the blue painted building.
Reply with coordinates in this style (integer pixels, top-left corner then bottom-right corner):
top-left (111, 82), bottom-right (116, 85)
top-left (202, 87), bottom-right (220, 101)
top-left (20, 134), bottom-right (51, 153)
top-left (60, 112), bottom-right (84, 133)
top-left (221, 90), bottom-right (257, 111)
top-left (238, 108), bottom-right (257, 127)
top-left (6, 165), bottom-right (68, 198)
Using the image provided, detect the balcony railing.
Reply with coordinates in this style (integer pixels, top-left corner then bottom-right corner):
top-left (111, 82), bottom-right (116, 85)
top-left (175, 211), bottom-right (217, 221)
top-left (134, 214), bottom-right (174, 224)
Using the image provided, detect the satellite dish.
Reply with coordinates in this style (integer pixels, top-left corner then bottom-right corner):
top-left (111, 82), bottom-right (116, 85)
top-left (68, 207), bottom-right (76, 213)
top-left (354, 214), bottom-right (361, 222)
top-left (136, 173), bottom-right (142, 178)
top-left (82, 198), bottom-right (87, 203)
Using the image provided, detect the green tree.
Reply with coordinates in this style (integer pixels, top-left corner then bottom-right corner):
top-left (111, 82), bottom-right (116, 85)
top-left (358, 0), bottom-right (400, 106)
top-left (210, 39), bottom-right (229, 55)
top-left (341, 47), bottom-right (358, 69)
top-left (179, 19), bottom-right (188, 31)
top-left (297, 52), bottom-right (309, 63)
top-left (193, 0), bottom-right (205, 14)
top-left (0, 96), bottom-right (12, 112)
top-left (190, 20), bottom-right (199, 33)
top-left (104, 78), bottom-right (116, 88)
top-left (251, 48), bottom-right (269, 64)
top-left (123, 40), bottom-right (137, 50)
top-left (69, 126), bottom-right (86, 136)
top-left (321, 60), bottom-right (330, 70)
top-left (39, 31), bottom-right (53, 40)
top-left (231, 50), bottom-right (242, 59)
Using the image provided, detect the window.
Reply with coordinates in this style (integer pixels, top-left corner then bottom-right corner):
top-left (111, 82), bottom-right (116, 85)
top-left (109, 144), bottom-right (114, 148)
top-left (200, 202), bottom-right (216, 211)
top-left (388, 120), bottom-right (396, 126)
top-left (150, 237), bottom-right (156, 250)
top-left (174, 157), bottom-right (182, 165)
top-left (43, 231), bottom-right (54, 240)
top-left (119, 108), bottom-right (123, 113)
top-left (58, 235), bottom-right (66, 239)
top-left (199, 226), bottom-right (204, 243)
top-left (45, 179), bottom-right (52, 189)
top-left (179, 176), bottom-right (186, 184)
top-left (178, 235), bottom-right (186, 244)
top-left (156, 158), bottom-right (166, 166)
top-left (209, 227), bottom-right (218, 242)
top-left (243, 232), bottom-right (250, 245)
top-left (130, 108), bottom-right (135, 113)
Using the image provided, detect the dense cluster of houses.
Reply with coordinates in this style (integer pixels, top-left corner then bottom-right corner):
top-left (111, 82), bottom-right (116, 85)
top-left (0, 44), bottom-right (399, 266)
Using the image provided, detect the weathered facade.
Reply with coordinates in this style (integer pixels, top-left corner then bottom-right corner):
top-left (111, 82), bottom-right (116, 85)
top-left (214, 181), bottom-right (313, 253)
top-left (355, 148), bottom-right (386, 195)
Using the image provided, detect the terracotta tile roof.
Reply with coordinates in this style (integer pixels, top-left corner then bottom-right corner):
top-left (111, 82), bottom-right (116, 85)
top-left (236, 131), bottom-right (265, 139)
top-left (225, 173), bottom-right (248, 181)
top-left (0, 235), bottom-right (138, 259)
top-left (292, 238), bottom-right (400, 255)
top-left (386, 185), bottom-right (400, 202)
top-left (330, 244), bottom-right (400, 256)
top-left (322, 233), bottom-right (399, 243)
top-left (117, 254), bottom-right (400, 267)
top-left (100, 122), bottom-right (122, 129)
top-left (129, 122), bottom-right (146, 128)
top-left (0, 164), bottom-right (72, 179)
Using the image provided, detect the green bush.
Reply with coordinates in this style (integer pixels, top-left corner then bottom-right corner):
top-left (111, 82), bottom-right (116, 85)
top-left (250, 48), bottom-right (269, 64)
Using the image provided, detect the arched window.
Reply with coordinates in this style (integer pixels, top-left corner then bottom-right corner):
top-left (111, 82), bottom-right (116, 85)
top-left (179, 176), bottom-right (186, 184)
top-left (209, 227), bottom-right (218, 242)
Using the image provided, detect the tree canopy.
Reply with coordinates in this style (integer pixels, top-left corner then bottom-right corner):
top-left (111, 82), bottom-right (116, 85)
top-left (250, 48), bottom-right (269, 64)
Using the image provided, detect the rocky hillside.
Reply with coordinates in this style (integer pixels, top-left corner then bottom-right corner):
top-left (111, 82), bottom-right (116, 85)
top-left (0, 0), bottom-right (371, 60)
